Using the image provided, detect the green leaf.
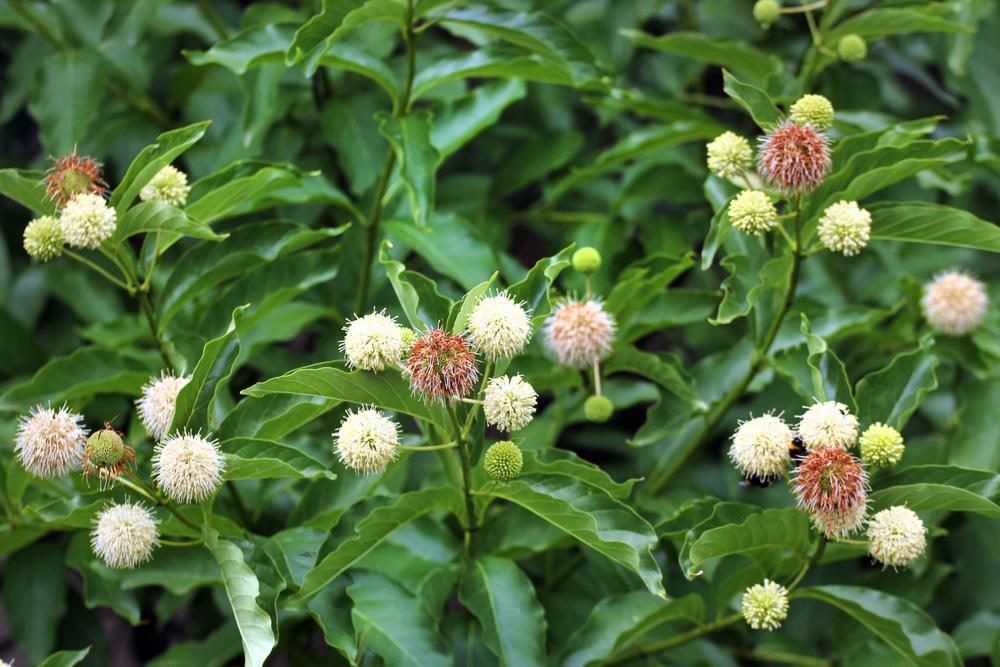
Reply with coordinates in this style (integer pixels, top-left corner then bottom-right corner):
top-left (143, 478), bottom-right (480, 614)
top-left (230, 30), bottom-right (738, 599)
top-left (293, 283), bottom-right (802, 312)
top-left (794, 586), bottom-right (961, 667)
top-left (321, 40), bottom-right (401, 106)
top-left (36, 649), bottom-right (92, 667)
top-left (506, 245), bottom-right (574, 324)
top-left (0, 168), bottom-right (56, 216)
top-left (854, 336), bottom-right (938, 430)
top-left (111, 121), bottom-right (211, 213)
top-left (622, 30), bottom-right (780, 82)
top-left (870, 483), bottom-right (1000, 518)
top-left (868, 202), bottom-right (1000, 253)
top-left (491, 475), bottom-right (664, 596)
top-left (447, 272), bottom-right (497, 334)
top-left (386, 213), bottom-right (494, 290)
top-left (431, 79), bottom-right (527, 158)
top-left (459, 557), bottom-right (547, 667)
top-left (878, 464), bottom-right (1000, 498)
top-left (307, 585), bottom-right (358, 662)
top-left (65, 533), bottom-right (141, 625)
top-left (146, 624), bottom-right (242, 667)
top-left (184, 23), bottom-right (292, 74)
top-left (186, 162), bottom-right (302, 224)
top-left (218, 394), bottom-right (339, 441)
top-left (521, 450), bottom-right (638, 500)
top-left (378, 110), bottom-right (441, 227)
top-left (722, 69), bottom-right (780, 129)
top-left (604, 346), bottom-right (701, 407)
top-left (676, 501), bottom-right (760, 579)
top-left (826, 6), bottom-right (971, 43)
top-left (286, 0), bottom-right (406, 75)
top-left (204, 528), bottom-right (277, 667)
top-left (411, 48), bottom-right (571, 99)
top-left (950, 378), bottom-right (1000, 471)
top-left (111, 201), bottom-right (225, 246)
top-left (29, 50), bottom-right (102, 154)
top-left (773, 314), bottom-right (856, 410)
top-left (687, 508), bottom-right (811, 573)
top-left (377, 240), bottom-right (453, 330)
top-left (119, 547), bottom-right (221, 595)
top-left (221, 437), bottom-right (335, 480)
top-left (2, 541), bottom-right (67, 663)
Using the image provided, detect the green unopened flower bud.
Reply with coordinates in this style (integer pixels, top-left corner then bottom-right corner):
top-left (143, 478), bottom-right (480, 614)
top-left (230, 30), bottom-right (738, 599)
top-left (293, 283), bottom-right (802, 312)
top-left (86, 429), bottom-right (126, 467)
top-left (742, 579), bottom-right (789, 630)
top-left (728, 190), bottom-right (778, 235)
top-left (484, 440), bottom-right (523, 481)
top-left (753, 0), bottom-right (781, 27)
top-left (838, 34), bottom-right (867, 62)
top-left (789, 94), bottom-right (835, 130)
top-left (23, 215), bottom-right (64, 261)
top-left (584, 395), bottom-right (613, 423)
top-left (859, 422), bottom-right (904, 467)
top-left (572, 247), bottom-right (602, 274)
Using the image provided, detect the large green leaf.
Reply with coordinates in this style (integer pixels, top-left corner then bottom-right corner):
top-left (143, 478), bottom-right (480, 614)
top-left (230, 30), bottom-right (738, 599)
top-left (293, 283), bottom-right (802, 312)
top-left (111, 201), bottom-right (225, 246)
top-left (36, 650), bottom-right (92, 667)
top-left (218, 394), bottom-right (339, 441)
top-left (870, 484), bottom-right (1000, 518)
top-left (2, 541), bottom-right (67, 663)
top-left (459, 557), bottom-right (547, 667)
top-left (826, 6), bottom-right (971, 43)
top-left (868, 202), bottom-right (1000, 253)
top-left (378, 110), bottom-right (441, 227)
top-left (794, 586), bottom-right (961, 667)
top-left (506, 245), bottom-right (574, 324)
top-left (687, 508), bottom-right (811, 573)
top-left (386, 213), bottom-right (494, 290)
top-left (622, 30), bottom-right (780, 82)
top-left (0, 168), bottom-right (56, 216)
top-left (854, 336), bottom-right (938, 430)
top-left (411, 48), bottom-right (570, 99)
top-left (186, 162), bottom-right (302, 224)
top-left (722, 69), bottom-right (780, 128)
top-left (521, 450), bottom-right (638, 500)
top-left (377, 239), bottom-right (453, 329)
top-left (221, 437), bottom-right (335, 480)
top-left (29, 50), bottom-right (102, 155)
top-left (321, 40), bottom-right (401, 106)
top-left (773, 314), bottom-right (856, 410)
top-left (431, 79), bottom-right (527, 158)
top-left (286, 0), bottom-right (407, 75)
top-left (146, 624), bottom-right (242, 667)
top-left (184, 23), bottom-right (292, 74)
top-left (65, 533), bottom-right (140, 625)
top-left (604, 346), bottom-right (701, 407)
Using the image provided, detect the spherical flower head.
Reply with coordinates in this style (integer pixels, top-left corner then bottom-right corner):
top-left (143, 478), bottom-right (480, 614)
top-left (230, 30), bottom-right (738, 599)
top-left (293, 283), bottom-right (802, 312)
top-left (797, 400), bottom-right (858, 450)
top-left (838, 34), bottom-right (867, 62)
top-left (91, 502), bottom-right (158, 570)
top-left (335, 407), bottom-right (399, 474)
top-left (789, 94), bottom-right (835, 130)
top-left (467, 293), bottom-right (532, 360)
top-left (405, 329), bottom-right (479, 401)
top-left (794, 446), bottom-right (868, 515)
top-left (706, 131), bottom-right (753, 180)
top-left (153, 432), bottom-right (224, 503)
top-left (758, 121), bottom-right (831, 193)
top-left (484, 375), bottom-right (537, 432)
top-left (741, 579), bottom-right (789, 631)
top-left (818, 200), bottom-right (871, 256)
top-left (15, 405), bottom-right (88, 478)
top-left (753, 0), bottom-right (781, 27)
top-left (61, 192), bottom-right (116, 249)
top-left (921, 271), bottom-right (988, 336)
top-left (728, 190), bottom-right (778, 235)
top-left (867, 506), bottom-right (927, 569)
top-left (572, 247), bottom-right (602, 274)
top-left (136, 372), bottom-right (191, 441)
top-left (139, 165), bottom-right (190, 207)
top-left (43, 152), bottom-right (107, 208)
top-left (811, 502), bottom-right (868, 539)
top-left (859, 423), bottom-right (905, 468)
top-left (484, 440), bottom-right (523, 481)
top-left (23, 215), bottom-right (64, 261)
top-left (584, 395), bottom-right (614, 423)
top-left (729, 414), bottom-right (793, 481)
top-left (82, 424), bottom-right (136, 485)
top-left (342, 310), bottom-right (405, 372)
top-left (544, 299), bottom-right (616, 369)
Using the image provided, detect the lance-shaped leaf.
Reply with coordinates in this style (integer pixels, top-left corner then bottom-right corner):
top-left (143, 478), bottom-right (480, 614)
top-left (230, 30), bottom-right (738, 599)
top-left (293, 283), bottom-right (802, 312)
top-left (871, 465), bottom-right (1000, 518)
top-left (378, 110), bottom-right (441, 227)
top-left (722, 69), bottom-right (780, 128)
top-left (622, 30), bottom-right (780, 82)
top-left (111, 121), bottom-right (211, 213)
top-left (378, 240), bottom-right (453, 329)
top-left (0, 168), bottom-right (56, 216)
top-left (286, 0), bottom-right (407, 75)
top-left (521, 450), bottom-right (638, 500)
top-left (855, 335), bottom-right (938, 429)
top-left (221, 437), bottom-right (335, 480)
top-left (687, 508), bottom-right (811, 572)
top-left (868, 202), bottom-right (1000, 253)
top-left (110, 201), bottom-right (225, 246)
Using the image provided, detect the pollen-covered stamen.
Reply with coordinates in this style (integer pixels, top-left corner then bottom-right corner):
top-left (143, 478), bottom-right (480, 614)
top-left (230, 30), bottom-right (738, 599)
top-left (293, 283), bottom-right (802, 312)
top-left (543, 299), bottom-right (616, 369)
top-left (921, 270), bottom-right (988, 336)
top-left (405, 329), bottom-right (479, 401)
top-left (757, 121), bottom-right (831, 193)
top-left (794, 446), bottom-right (868, 515)
top-left (136, 372), bottom-right (191, 441)
top-left (152, 431), bottom-right (224, 503)
top-left (91, 502), bottom-right (159, 570)
top-left (15, 404), bottom-right (88, 478)
top-left (43, 151), bottom-right (108, 208)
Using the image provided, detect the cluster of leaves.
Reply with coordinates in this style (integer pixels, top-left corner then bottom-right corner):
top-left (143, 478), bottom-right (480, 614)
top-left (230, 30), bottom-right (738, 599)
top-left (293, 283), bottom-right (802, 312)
top-left (0, 0), bottom-right (998, 666)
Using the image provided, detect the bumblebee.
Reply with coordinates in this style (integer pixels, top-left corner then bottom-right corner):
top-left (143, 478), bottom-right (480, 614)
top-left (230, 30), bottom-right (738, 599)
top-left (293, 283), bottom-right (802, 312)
top-left (739, 435), bottom-right (807, 489)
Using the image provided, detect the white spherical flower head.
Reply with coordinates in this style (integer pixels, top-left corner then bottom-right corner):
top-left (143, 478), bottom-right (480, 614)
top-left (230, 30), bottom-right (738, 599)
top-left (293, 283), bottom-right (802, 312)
top-left (867, 506), bottom-right (927, 569)
top-left (335, 407), bottom-right (399, 474)
top-left (811, 502), bottom-right (868, 539)
top-left (91, 502), bottom-right (159, 569)
top-left (818, 200), bottom-right (871, 256)
top-left (61, 192), bottom-right (116, 249)
top-left (484, 375), bottom-right (538, 432)
top-left (342, 311), bottom-right (405, 371)
top-left (136, 372), bottom-right (191, 441)
top-left (921, 270), bottom-right (988, 336)
top-left (467, 293), bottom-right (532, 360)
top-left (152, 432), bottom-right (224, 503)
top-left (729, 414), bottom-right (793, 481)
top-left (706, 131), bottom-right (753, 180)
top-left (728, 189), bottom-right (778, 234)
top-left (139, 165), bottom-right (190, 207)
top-left (15, 405), bottom-right (88, 478)
top-left (797, 400), bottom-right (859, 450)
top-left (742, 579), bottom-right (789, 631)
top-left (543, 299), bottom-right (616, 369)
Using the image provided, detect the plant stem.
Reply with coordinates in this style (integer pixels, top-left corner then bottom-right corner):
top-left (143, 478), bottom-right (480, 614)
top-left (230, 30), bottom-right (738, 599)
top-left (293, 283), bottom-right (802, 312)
top-left (63, 250), bottom-right (132, 290)
top-left (781, 0), bottom-right (827, 13)
top-left (738, 649), bottom-right (830, 666)
top-left (606, 613), bottom-right (743, 665)
top-left (195, 0), bottom-right (230, 40)
top-left (592, 360), bottom-right (602, 396)
top-left (803, 6), bottom-right (822, 46)
top-left (447, 403), bottom-right (477, 547)
top-left (399, 442), bottom-right (458, 451)
top-left (786, 536), bottom-right (827, 591)
top-left (120, 473), bottom-right (200, 532)
top-left (137, 289), bottom-right (174, 371)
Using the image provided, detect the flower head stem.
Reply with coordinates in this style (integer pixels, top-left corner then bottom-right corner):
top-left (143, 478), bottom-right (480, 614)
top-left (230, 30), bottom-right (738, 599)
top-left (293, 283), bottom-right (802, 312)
top-left (447, 402), bottom-right (477, 548)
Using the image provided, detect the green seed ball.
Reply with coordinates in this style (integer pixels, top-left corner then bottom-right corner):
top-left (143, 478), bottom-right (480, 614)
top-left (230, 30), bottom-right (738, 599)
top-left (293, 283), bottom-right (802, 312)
top-left (572, 247), bottom-right (602, 274)
top-left (584, 395), bottom-right (614, 423)
top-left (838, 34), bottom-right (867, 62)
top-left (753, 0), bottom-right (781, 27)
top-left (484, 440), bottom-right (523, 481)
top-left (86, 429), bottom-right (126, 467)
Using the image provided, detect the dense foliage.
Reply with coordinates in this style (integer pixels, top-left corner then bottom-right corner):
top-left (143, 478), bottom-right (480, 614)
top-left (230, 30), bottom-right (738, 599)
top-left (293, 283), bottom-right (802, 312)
top-left (1, 0), bottom-right (999, 665)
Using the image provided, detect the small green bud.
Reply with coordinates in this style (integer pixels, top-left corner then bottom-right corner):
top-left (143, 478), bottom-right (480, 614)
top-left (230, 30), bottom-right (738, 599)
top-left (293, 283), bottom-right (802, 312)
top-left (753, 0), bottom-right (781, 27)
top-left (789, 94), bottom-right (835, 130)
top-left (838, 34), bottom-right (867, 62)
top-left (584, 395), bottom-right (613, 423)
top-left (572, 247), bottom-right (602, 274)
top-left (23, 215), bottom-right (63, 261)
top-left (86, 429), bottom-right (126, 467)
top-left (859, 422), bottom-right (905, 467)
top-left (484, 440), bottom-right (523, 481)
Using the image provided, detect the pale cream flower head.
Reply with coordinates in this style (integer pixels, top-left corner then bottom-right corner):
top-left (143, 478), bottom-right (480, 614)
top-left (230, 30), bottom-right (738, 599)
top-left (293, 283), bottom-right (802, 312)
top-left (342, 310), bottom-right (406, 372)
top-left (483, 375), bottom-right (538, 432)
top-left (729, 414), bottom-right (793, 481)
top-left (136, 372), bottom-right (191, 441)
top-left (467, 292), bottom-right (532, 360)
top-left (15, 404), bottom-right (88, 478)
top-left (811, 502), bottom-right (868, 539)
top-left (91, 502), bottom-right (159, 569)
top-left (867, 505), bottom-right (927, 569)
top-left (818, 200), bottom-right (871, 256)
top-left (543, 299), bottom-right (616, 369)
top-left (140, 165), bottom-right (190, 207)
top-left (335, 407), bottom-right (399, 474)
top-left (921, 270), bottom-right (988, 336)
top-left (729, 190), bottom-right (778, 235)
top-left (797, 400), bottom-right (859, 450)
top-left (707, 131), bottom-right (753, 180)
top-left (152, 431), bottom-right (224, 503)
top-left (61, 192), bottom-right (116, 248)
top-left (742, 579), bottom-right (789, 631)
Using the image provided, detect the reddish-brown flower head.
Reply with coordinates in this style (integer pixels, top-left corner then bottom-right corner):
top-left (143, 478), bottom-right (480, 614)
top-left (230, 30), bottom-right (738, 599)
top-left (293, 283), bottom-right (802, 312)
top-left (43, 152), bottom-right (108, 208)
top-left (405, 329), bottom-right (479, 402)
top-left (794, 446), bottom-right (868, 514)
top-left (758, 121), bottom-right (830, 193)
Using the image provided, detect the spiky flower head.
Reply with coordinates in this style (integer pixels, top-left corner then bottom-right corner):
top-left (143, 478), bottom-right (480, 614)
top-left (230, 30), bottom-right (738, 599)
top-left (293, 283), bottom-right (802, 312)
top-left (335, 407), bottom-right (399, 474)
top-left (728, 189), bottom-right (778, 235)
top-left (818, 200), bottom-right (871, 256)
top-left (484, 440), bottom-right (523, 481)
top-left (867, 506), bottom-right (927, 569)
top-left (91, 502), bottom-right (158, 570)
top-left (789, 94), bottom-right (835, 130)
top-left (838, 34), bottom-right (867, 62)
top-left (572, 247), bottom-right (602, 274)
top-left (15, 405), bottom-right (88, 478)
top-left (136, 372), bottom-right (190, 441)
top-left (0, 658), bottom-right (12, 667)
top-left (139, 165), bottom-right (190, 207)
top-left (342, 310), bottom-right (406, 372)
top-left (484, 375), bottom-right (537, 432)
top-left (810, 502), bottom-right (868, 539)
top-left (82, 424), bottom-right (136, 485)
top-left (794, 446), bottom-right (868, 516)
top-left (729, 414), bottom-right (793, 481)
top-left (543, 299), bottom-right (616, 369)
top-left (797, 400), bottom-right (858, 450)
top-left (921, 270), bottom-right (988, 336)
top-left (152, 432), bottom-right (224, 503)
top-left (467, 293), bottom-right (532, 360)
top-left (706, 131), bottom-right (753, 180)
top-left (43, 151), bottom-right (107, 208)
top-left (405, 329), bottom-right (479, 401)
top-left (753, 0), bottom-right (781, 27)
top-left (61, 192), bottom-right (116, 249)
top-left (859, 423), bottom-right (905, 468)
top-left (584, 395), bottom-right (614, 423)
top-left (23, 215), bottom-right (64, 261)
top-left (741, 579), bottom-right (789, 631)
top-left (758, 121), bottom-right (831, 193)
